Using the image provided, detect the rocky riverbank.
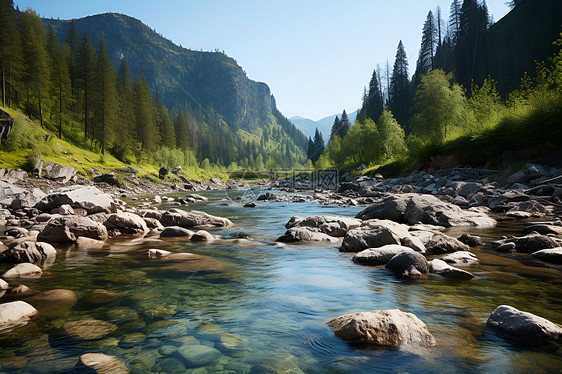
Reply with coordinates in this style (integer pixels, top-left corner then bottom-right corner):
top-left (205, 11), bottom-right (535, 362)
top-left (1, 162), bottom-right (561, 369)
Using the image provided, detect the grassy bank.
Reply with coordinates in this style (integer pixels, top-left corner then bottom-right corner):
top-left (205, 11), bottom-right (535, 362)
top-left (0, 107), bottom-right (226, 182)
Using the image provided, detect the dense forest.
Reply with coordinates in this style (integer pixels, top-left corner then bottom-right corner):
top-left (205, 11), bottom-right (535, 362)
top-left (0, 1), bottom-right (308, 172)
top-left (313, 0), bottom-right (562, 171)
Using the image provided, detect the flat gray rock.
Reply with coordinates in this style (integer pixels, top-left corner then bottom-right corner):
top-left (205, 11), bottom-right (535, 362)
top-left (531, 247), bottom-right (562, 264)
top-left (353, 245), bottom-right (415, 265)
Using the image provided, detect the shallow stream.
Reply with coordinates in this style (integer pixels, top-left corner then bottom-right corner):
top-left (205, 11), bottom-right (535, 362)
top-left (0, 189), bottom-right (561, 373)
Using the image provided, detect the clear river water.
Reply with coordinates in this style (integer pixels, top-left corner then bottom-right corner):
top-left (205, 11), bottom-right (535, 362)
top-left (0, 189), bottom-right (561, 373)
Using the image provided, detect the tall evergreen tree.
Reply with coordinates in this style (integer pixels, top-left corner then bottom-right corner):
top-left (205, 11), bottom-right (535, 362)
top-left (47, 27), bottom-right (70, 139)
top-left (455, 0), bottom-right (489, 91)
top-left (92, 39), bottom-right (117, 154)
top-left (114, 57), bottom-right (135, 158)
top-left (64, 20), bottom-right (80, 112)
top-left (21, 9), bottom-right (50, 128)
top-left (173, 111), bottom-right (190, 150)
top-left (389, 40), bottom-right (410, 127)
top-left (0, 0), bottom-right (21, 107)
top-left (417, 11), bottom-right (438, 74)
top-left (133, 75), bottom-right (159, 154)
top-left (155, 95), bottom-right (176, 149)
top-left (308, 127), bottom-right (324, 163)
top-left (339, 110), bottom-right (351, 138)
top-left (358, 68), bottom-right (384, 123)
top-left (329, 115), bottom-right (341, 142)
top-left (449, 0), bottom-right (462, 46)
top-left (79, 34), bottom-right (96, 140)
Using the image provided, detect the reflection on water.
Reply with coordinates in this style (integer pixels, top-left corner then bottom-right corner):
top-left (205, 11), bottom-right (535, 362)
top-left (0, 190), bottom-right (560, 373)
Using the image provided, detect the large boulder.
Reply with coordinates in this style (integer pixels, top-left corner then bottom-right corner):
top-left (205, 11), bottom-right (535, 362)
top-left (328, 309), bottom-right (436, 347)
top-left (93, 173), bottom-right (120, 186)
top-left (428, 259), bottom-right (474, 280)
top-left (2, 263), bottom-right (42, 278)
top-left (160, 226), bottom-right (194, 238)
top-left (486, 305), bottom-right (562, 344)
top-left (76, 353), bottom-right (128, 374)
top-left (0, 168), bottom-right (27, 183)
top-left (0, 301), bottom-right (38, 328)
top-left (285, 215), bottom-right (361, 237)
top-left (426, 232), bottom-right (470, 254)
top-left (104, 212), bottom-right (148, 236)
top-left (356, 193), bottom-right (496, 227)
top-left (276, 227), bottom-right (339, 243)
top-left (38, 216), bottom-right (108, 243)
top-left (25, 289), bottom-right (78, 316)
top-left (0, 181), bottom-right (45, 209)
top-left (492, 234), bottom-right (561, 254)
top-left (440, 251), bottom-right (479, 266)
top-left (35, 185), bottom-right (116, 214)
top-left (1, 241), bottom-right (56, 263)
top-left (160, 208), bottom-right (232, 228)
top-left (44, 163), bottom-right (76, 183)
top-left (531, 248), bottom-right (562, 264)
top-left (385, 251), bottom-right (429, 278)
top-left (340, 219), bottom-right (422, 252)
top-left (353, 245), bottom-right (415, 265)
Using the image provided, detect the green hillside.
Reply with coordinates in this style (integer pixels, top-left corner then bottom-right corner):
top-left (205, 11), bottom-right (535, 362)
top-left (43, 13), bottom-right (308, 167)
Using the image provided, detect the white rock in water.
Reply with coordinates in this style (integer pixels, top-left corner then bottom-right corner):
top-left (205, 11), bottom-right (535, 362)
top-left (0, 301), bottom-right (38, 327)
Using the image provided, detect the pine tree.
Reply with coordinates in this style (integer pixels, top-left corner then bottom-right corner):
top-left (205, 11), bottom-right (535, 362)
top-left (330, 115), bottom-right (341, 142)
top-left (309, 127), bottom-right (325, 163)
top-left (455, 0), bottom-right (489, 91)
top-left (79, 34), bottom-right (96, 140)
top-left (64, 20), bottom-right (80, 112)
top-left (417, 11), bottom-right (438, 75)
top-left (92, 39), bottom-right (117, 154)
top-left (21, 9), bottom-right (50, 128)
top-left (339, 110), bottom-right (351, 138)
top-left (0, 0), bottom-right (21, 107)
top-left (358, 67), bottom-right (385, 122)
top-left (133, 74), bottom-right (159, 154)
top-left (389, 40), bottom-right (410, 127)
top-left (114, 57), bottom-right (135, 158)
top-left (306, 136), bottom-right (314, 160)
top-left (47, 27), bottom-right (70, 139)
top-left (449, 0), bottom-right (461, 46)
top-left (155, 95), bottom-right (176, 148)
top-left (173, 111), bottom-right (190, 150)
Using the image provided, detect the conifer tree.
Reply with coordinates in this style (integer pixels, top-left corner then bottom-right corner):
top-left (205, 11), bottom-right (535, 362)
top-left (417, 11), bottom-right (438, 74)
top-left (79, 34), bottom-right (96, 140)
top-left (21, 9), bottom-right (50, 128)
top-left (449, 0), bottom-right (462, 45)
top-left (133, 74), bottom-right (159, 154)
top-left (155, 95), bottom-right (176, 149)
top-left (0, 0), bottom-right (21, 107)
top-left (389, 40), bottom-right (410, 127)
top-left (92, 39), bottom-right (117, 154)
top-left (358, 68), bottom-right (384, 122)
top-left (173, 111), bottom-right (190, 150)
top-left (64, 20), bottom-right (80, 112)
top-left (308, 127), bottom-right (324, 163)
top-left (329, 115), bottom-right (341, 142)
top-left (114, 57), bottom-right (135, 158)
top-left (339, 110), bottom-right (351, 138)
top-left (47, 27), bottom-right (70, 139)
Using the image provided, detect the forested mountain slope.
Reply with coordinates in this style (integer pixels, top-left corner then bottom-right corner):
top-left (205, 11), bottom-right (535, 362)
top-left (44, 13), bottom-right (308, 167)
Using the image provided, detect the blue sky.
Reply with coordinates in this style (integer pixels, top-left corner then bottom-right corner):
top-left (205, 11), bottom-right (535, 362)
top-left (16, 0), bottom-right (510, 121)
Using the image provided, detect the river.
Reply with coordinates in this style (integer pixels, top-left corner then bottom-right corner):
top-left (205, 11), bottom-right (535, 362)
top-left (0, 189), bottom-right (561, 373)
